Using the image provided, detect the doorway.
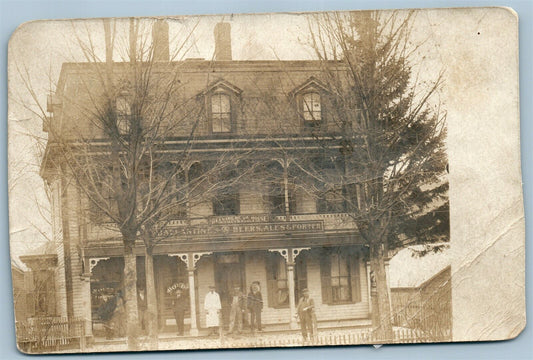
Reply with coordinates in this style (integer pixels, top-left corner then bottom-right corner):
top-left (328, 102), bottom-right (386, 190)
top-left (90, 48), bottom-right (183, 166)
top-left (214, 253), bottom-right (244, 329)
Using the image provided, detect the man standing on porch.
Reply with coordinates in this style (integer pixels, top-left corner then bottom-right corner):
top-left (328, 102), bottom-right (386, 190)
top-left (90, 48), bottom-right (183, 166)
top-left (297, 288), bottom-right (316, 342)
top-left (227, 286), bottom-right (246, 335)
top-left (204, 285), bottom-right (221, 336)
top-left (247, 281), bottom-right (263, 333)
top-left (172, 288), bottom-right (188, 336)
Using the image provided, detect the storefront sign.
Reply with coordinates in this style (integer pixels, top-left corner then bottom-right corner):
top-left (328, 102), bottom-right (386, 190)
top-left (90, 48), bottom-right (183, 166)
top-left (160, 220), bottom-right (324, 238)
top-left (208, 214), bottom-right (272, 224)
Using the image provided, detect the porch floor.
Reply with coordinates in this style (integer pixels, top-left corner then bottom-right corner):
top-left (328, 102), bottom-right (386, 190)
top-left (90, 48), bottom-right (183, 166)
top-left (89, 321), bottom-right (438, 352)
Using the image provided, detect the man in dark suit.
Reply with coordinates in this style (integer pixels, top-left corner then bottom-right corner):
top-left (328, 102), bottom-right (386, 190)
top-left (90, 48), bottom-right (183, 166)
top-left (247, 281), bottom-right (263, 333)
top-left (172, 288), bottom-right (188, 336)
top-left (137, 285), bottom-right (147, 334)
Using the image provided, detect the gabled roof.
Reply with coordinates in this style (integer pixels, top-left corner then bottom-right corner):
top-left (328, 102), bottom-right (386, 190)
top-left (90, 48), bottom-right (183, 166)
top-left (289, 76), bottom-right (329, 97)
top-left (203, 78), bottom-right (243, 95)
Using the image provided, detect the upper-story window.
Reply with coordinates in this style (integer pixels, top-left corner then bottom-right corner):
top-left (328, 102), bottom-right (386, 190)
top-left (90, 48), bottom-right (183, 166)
top-left (170, 169), bottom-right (188, 219)
top-left (213, 191), bottom-right (239, 215)
top-left (203, 79), bottom-right (241, 134)
top-left (116, 96), bottom-right (131, 135)
top-left (211, 92), bottom-right (231, 133)
top-left (267, 182), bottom-right (297, 215)
top-left (292, 77), bottom-right (328, 129)
top-left (213, 168), bottom-right (240, 215)
top-left (302, 92), bottom-right (322, 123)
top-left (317, 187), bottom-right (346, 213)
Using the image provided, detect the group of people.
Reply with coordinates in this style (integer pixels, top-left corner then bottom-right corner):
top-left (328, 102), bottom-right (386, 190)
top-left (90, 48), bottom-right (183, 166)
top-left (203, 281), bottom-right (264, 336)
top-left (99, 282), bottom-right (317, 341)
top-left (202, 282), bottom-right (318, 341)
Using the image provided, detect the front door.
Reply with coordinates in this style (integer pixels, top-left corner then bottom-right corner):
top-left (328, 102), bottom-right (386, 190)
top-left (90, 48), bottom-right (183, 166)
top-left (214, 253), bottom-right (244, 329)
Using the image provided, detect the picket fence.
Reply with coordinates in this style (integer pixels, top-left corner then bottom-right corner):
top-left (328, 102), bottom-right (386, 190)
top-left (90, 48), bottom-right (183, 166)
top-left (16, 317), bottom-right (86, 353)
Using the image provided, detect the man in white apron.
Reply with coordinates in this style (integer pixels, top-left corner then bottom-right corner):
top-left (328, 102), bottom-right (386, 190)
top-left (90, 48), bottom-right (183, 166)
top-left (204, 285), bottom-right (221, 336)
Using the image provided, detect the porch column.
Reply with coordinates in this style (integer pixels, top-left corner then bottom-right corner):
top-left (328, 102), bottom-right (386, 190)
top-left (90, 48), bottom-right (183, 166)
top-left (187, 269), bottom-right (198, 336)
top-left (170, 252), bottom-right (211, 336)
top-left (80, 274), bottom-right (93, 339)
top-left (269, 247), bottom-right (309, 330)
top-left (286, 262), bottom-right (297, 330)
top-left (83, 257), bottom-right (110, 339)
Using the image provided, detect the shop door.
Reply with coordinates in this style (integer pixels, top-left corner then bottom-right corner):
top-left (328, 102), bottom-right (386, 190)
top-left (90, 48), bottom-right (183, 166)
top-left (214, 254), bottom-right (244, 329)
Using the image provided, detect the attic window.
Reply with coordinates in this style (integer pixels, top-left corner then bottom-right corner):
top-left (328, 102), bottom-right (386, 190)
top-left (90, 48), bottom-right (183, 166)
top-left (302, 92), bottom-right (322, 122)
top-left (211, 93), bottom-right (231, 133)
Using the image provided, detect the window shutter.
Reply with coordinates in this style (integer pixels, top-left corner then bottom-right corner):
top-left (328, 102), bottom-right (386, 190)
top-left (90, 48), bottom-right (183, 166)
top-left (266, 254), bottom-right (276, 307)
top-left (320, 253), bottom-right (331, 304)
top-left (349, 255), bottom-right (361, 303)
top-left (295, 256), bottom-right (308, 300)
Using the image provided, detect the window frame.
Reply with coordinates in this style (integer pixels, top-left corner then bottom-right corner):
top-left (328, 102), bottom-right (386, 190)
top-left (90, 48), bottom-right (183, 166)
top-left (212, 191), bottom-right (240, 216)
top-left (169, 168), bottom-right (188, 219)
top-left (209, 91), bottom-right (232, 134)
top-left (212, 169), bottom-right (240, 216)
top-left (317, 186), bottom-right (346, 214)
top-left (115, 96), bottom-right (132, 135)
top-left (320, 249), bottom-right (361, 305)
top-left (301, 91), bottom-right (322, 123)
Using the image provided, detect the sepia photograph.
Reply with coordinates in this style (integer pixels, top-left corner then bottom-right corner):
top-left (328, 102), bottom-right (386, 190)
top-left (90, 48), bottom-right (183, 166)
top-left (7, 7), bottom-right (521, 354)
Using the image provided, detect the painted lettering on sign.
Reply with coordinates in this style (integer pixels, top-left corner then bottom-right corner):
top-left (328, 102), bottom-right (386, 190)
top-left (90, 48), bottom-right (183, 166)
top-left (160, 221), bottom-right (324, 238)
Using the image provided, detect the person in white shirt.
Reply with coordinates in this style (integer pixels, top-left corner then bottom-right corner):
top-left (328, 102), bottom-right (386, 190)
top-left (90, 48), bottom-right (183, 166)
top-left (204, 285), bottom-right (221, 336)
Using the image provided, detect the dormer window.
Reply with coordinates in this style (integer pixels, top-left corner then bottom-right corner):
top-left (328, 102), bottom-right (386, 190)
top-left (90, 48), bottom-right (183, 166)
top-left (302, 92), bottom-right (322, 122)
top-left (202, 79), bottom-right (241, 134)
top-left (211, 92), bottom-right (231, 133)
top-left (291, 77), bottom-right (328, 129)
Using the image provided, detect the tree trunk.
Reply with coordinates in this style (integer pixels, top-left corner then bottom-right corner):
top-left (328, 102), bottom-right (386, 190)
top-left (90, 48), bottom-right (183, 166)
top-left (123, 244), bottom-right (140, 350)
top-left (369, 241), bottom-right (394, 342)
top-left (144, 247), bottom-right (159, 349)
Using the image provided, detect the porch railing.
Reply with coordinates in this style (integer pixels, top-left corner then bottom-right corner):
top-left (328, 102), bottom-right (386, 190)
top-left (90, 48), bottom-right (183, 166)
top-left (16, 316), bottom-right (87, 353)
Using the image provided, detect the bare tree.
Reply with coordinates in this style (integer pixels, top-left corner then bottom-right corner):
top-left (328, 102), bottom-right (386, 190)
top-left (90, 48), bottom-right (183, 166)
top-left (19, 17), bottom-right (243, 349)
top-left (294, 10), bottom-right (449, 340)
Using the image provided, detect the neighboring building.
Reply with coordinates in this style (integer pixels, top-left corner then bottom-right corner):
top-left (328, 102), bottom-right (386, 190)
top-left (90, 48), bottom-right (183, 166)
top-left (40, 21), bottom-right (376, 338)
top-left (12, 241), bottom-right (61, 323)
top-left (388, 244), bottom-right (452, 341)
